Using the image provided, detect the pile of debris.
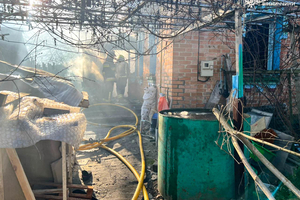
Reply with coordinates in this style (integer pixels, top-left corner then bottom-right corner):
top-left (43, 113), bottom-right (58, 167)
top-left (213, 107), bottom-right (300, 199)
top-left (0, 62), bottom-right (93, 200)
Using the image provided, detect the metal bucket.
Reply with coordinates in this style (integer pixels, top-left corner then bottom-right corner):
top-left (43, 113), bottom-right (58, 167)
top-left (158, 109), bottom-right (235, 200)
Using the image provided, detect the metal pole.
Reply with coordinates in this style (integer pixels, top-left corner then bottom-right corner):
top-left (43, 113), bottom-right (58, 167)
top-left (234, 7), bottom-right (244, 199)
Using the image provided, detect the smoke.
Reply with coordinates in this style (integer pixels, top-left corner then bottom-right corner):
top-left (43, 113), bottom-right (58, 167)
top-left (65, 53), bottom-right (105, 93)
top-left (66, 53), bottom-right (104, 80)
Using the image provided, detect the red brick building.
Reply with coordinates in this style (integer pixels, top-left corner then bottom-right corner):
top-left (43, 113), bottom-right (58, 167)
top-left (155, 30), bottom-right (235, 108)
top-left (136, 25), bottom-right (296, 110)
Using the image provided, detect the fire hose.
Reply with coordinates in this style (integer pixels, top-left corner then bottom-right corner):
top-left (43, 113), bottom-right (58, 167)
top-left (77, 103), bottom-right (149, 200)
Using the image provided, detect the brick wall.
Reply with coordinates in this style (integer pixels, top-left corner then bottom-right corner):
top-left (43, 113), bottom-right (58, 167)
top-left (153, 29), bottom-right (298, 110)
top-left (156, 30), bottom-right (235, 108)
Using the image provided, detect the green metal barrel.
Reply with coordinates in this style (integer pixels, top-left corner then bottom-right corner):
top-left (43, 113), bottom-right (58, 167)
top-left (158, 109), bottom-right (235, 200)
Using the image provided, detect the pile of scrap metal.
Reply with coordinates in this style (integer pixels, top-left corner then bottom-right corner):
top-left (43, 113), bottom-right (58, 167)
top-left (0, 62), bottom-right (93, 200)
top-left (213, 108), bottom-right (300, 200)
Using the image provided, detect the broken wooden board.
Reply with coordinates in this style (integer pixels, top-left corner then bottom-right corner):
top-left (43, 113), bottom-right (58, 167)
top-left (6, 148), bottom-right (36, 200)
top-left (34, 194), bottom-right (89, 200)
top-left (43, 108), bottom-right (70, 116)
top-left (0, 91), bottom-right (29, 106)
top-left (42, 102), bottom-right (80, 114)
top-left (32, 188), bottom-right (63, 194)
top-left (0, 148), bottom-right (26, 200)
top-left (0, 93), bottom-right (7, 106)
top-left (32, 182), bottom-right (93, 200)
top-left (67, 144), bottom-right (74, 184)
top-left (78, 91), bottom-right (89, 108)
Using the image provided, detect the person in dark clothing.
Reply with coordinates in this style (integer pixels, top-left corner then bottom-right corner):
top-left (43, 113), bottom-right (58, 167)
top-left (115, 55), bottom-right (129, 98)
top-left (102, 54), bottom-right (116, 101)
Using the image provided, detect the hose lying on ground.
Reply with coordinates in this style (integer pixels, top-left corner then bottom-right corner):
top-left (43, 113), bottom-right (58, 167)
top-left (77, 103), bottom-right (149, 200)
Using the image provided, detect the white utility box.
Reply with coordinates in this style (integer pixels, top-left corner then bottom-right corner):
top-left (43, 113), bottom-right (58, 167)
top-left (200, 61), bottom-right (214, 76)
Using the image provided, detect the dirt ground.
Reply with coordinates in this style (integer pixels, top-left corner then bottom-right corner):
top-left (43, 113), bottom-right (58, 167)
top-left (75, 103), bottom-right (161, 200)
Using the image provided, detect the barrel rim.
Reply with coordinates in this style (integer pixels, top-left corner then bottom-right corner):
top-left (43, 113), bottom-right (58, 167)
top-left (159, 108), bottom-right (217, 121)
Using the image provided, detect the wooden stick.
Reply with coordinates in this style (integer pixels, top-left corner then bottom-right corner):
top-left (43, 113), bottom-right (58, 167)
top-left (33, 182), bottom-right (93, 190)
top-left (231, 135), bottom-right (275, 200)
top-left (213, 108), bottom-right (300, 199)
top-left (67, 144), bottom-right (73, 184)
top-left (34, 194), bottom-right (88, 200)
top-left (237, 131), bottom-right (300, 158)
top-left (240, 136), bottom-right (300, 198)
top-left (62, 142), bottom-right (68, 200)
top-left (32, 188), bottom-right (63, 194)
top-left (32, 182), bottom-right (93, 190)
top-left (0, 149), bottom-right (4, 200)
top-left (5, 148), bottom-right (36, 200)
top-left (213, 111), bottom-right (300, 158)
top-left (32, 182), bottom-right (93, 199)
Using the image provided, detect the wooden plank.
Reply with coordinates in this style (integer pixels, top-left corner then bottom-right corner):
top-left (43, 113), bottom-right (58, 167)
top-left (0, 91), bottom-right (29, 105)
top-left (42, 102), bottom-right (80, 114)
top-left (32, 182), bottom-right (93, 190)
top-left (43, 108), bottom-right (70, 116)
top-left (34, 194), bottom-right (88, 200)
top-left (67, 144), bottom-right (73, 184)
top-left (32, 188), bottom-right (63, 194)
top-left (62, 142), bottom-right (68, 200)
top-left (34, 182), bottom-right (93, 200)
top-left (78, 91), bottom-right (89, 108)
top-left (86, 188), bottom-right (93, 199)
top-left (33, 188), bottom-right (93, 199)
top-left (0, 149), bottom-right (4, 200)
top-left (0, 93), bottom-right (8, 106)
top-left (5, 148), bottom-right (36, 200)
top-left (32, 182), bottom-right (93, 199)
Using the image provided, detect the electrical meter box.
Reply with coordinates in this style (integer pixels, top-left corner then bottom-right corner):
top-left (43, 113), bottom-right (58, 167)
top-left (200, 61), bottom-right (214, 77)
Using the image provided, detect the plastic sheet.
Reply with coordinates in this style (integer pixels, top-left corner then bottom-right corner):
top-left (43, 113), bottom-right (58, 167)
top-left (158, 94), bottom-right (169, 112)
top-left (30, 76), bottom-right (83, 107)
top-left (0, 91), bottom-right (86, 149)
top-left (0, 64), bottom-right (83, 107)
top-left (205, 81), bottom-right (221, 109)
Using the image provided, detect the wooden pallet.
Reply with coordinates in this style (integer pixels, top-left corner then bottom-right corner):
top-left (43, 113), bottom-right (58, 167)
top-left (32, 182), bottom-right (93, 200)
